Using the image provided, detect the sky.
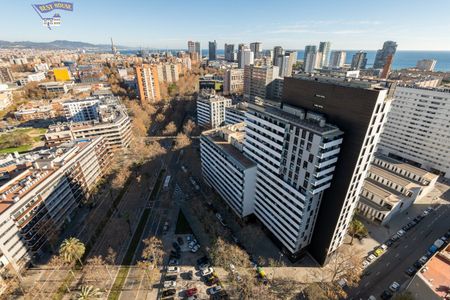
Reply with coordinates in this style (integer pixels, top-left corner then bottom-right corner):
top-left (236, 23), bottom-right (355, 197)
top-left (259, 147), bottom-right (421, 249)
top-left (1, 0), bottom-right (449, 50)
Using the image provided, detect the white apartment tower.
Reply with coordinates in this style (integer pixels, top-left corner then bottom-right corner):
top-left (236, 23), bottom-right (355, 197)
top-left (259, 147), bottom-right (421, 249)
top-left (243, 103), bottom-right (343, 255)
top-left (329, 51), bottom-right (347, 68)
top-left (379, 85), bottom-right (450, 178)
top-left (196, 90), bottom-right (232, 129)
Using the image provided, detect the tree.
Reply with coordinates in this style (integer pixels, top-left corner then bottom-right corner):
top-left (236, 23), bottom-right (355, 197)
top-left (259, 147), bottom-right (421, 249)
top-left (347, 218), bottom-right (368, 245)
top-left (302, 283), bottom-right (328, 300)
top-left (86, 255), bottom-right (112, 281)
top-left (59, 237), bottom-right (86, 266)
top-left (174, 133), bottom-right (191, 150)
top-left (142, 237), bottom-right (165, 268)
top-left (77, 285), bottom-right (102, 300)
top-left (210, 237), bottom-right (251, 269)
top-left (163, 121), bottom-right (177, 136)
top-left (183, 119), bottom-right (196, 136)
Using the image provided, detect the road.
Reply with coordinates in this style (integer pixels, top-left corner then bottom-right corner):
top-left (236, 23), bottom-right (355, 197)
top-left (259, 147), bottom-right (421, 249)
top-left (349, 203), bottom-right (450, 299)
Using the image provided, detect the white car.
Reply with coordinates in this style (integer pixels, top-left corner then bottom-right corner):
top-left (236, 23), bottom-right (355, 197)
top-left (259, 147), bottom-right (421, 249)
top-left (199, 263), bottom-right (210, 271)
top-left (367, 254), bottom-right (377, 262)
top-left (167, 266), bottom-right (180, 273)
top-left (397, 229), bottom-right (406, 236)
top-left (209, 285), bottom-right (222, 295)
top-left (169, 258), bottom-right (179, 265)
top-left (215, 213), bottom-right (223, 221)
top-left (229, 264), bottom-right (236, 273)
top-left (201, 267), bottom-right (214, 277)
top-left (362, 260), bottom-right (370, 268)
top-left (380, 244), bottom-right (388, 251)
top-left (389, 281), bottom-right (400, 292)
top-left (164, 280), bottom-right (177, 288)
top-left (191, 244), bottom-right (200, 253)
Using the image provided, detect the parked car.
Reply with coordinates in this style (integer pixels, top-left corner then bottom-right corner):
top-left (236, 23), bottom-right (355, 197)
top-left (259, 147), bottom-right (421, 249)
top-left (389, 281), bottom-right (400, 292)
top-left (215, 213), bottom-right (223, 221)
top-left (169, 258), bottom-right (179, 265)
top-left (199, 263), bottom-right (210, 271)
top-left (164, 281), bottom-right (177, 288)
top-left (167, 266), bottom-right (180, 273)
top-left (385, 239), bottom-right (394, 247)
top-left (162, 289), bottom-right (176, 298)
top-left (209, 286), bottom-right (223, 295)
top-left (374, 248), bottom-right (384, 257)
top-left (362, 260), bottom-right (370, 268)
top-left (185, 270), bottom-right (193, 280)
top-left (177, 237), bottom-right (184, 245)
top-left (380, 244), bottom-right (388, 251)
top-left (165, 275), bottom-right (177, 281)
top-left (191, 244), bottom-right (200, 253)
top-left (197, 256), bottom-right (209, 266)
top-left (185, 287), bottom-right (198, 297)
top-left (380, 290), bottom-right (393, 300)
top-left (201, 267), bottom-right (214, 277)
top-left (397, 229), bottom-right (406, 237)
top-left (405, 266), bottom-right (417, 276)
top-left (391, 234), bottom-right (400, 241)
top-left (367, 254), bottom-right (377, 262)
top-left (163, 222), bottom-right (170, 233)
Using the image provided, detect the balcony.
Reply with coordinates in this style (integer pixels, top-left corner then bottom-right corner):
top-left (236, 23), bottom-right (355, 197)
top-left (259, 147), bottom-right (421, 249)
top-left (315, 157), bottom-right (338, 169)
top-left (318, 147), bottom-right (341, 159)
top-left (311, 174), bottom-right (334, 186)
top-left (320, 138), bottom-right (343, 149)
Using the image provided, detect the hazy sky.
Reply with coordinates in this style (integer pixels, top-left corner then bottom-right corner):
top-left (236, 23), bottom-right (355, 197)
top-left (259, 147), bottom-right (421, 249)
top-left (1, 0), bottom-right (449, 50)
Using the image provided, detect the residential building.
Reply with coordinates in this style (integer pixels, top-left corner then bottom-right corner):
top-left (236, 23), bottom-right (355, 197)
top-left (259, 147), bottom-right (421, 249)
top-left (45, 97), bottom-right (132, 151)
top-left (0, 67), bottom-right (14, 83)
top-left (238, 48), bottom-right (254, 69)
top-left (223, 68), bottom-right (244, 95)
top-left (199, 74), bottom-right (223, 92)
top-left (303, 45), bottom-right (318, 73)
top-left (276, 51), bottom-right (297, 77)
top-left (135, 64), bottom-right (161, 103)
top-left (0, 91), bottom-right (12, 111)
top-left (416, 59), bottom-right (437, 72)
top-left (378, 85), bottom-right (450, 178)
top-left (39, 81), bottom-right (73, 93)
top-left (224, 44), bottom-right (235, 62)
top-left (273, 46), bottom-right (284, 66)
top-left (373, 41), bottom-right (398, 69)
top-left (243, 102), bottom-right (344, 257)
top-left (34, 63), bottom-right (49, 73)
top-left (250, 42), bottom-right (263, 59)
top-left (318, 41), bottom-right (331, 68)
top-left (196, 89), bottom-right (232, 129)
top-left (14, 105), bottom-right (56, 121)
top-left (209, 40), bottom-right (217, 61)
top-left (200, 123), bottom-right (257, 217)
top-left (225, 102), bottom-right (247, 125)
top-left (243, 65), bottom-right (279, 102)
top-left (283, 74), bottom-right (393, 264)
top-left (53, 67), bottom-right (71, 81)
top-left (329, 51), bottom-right (346, 68)
top-left (188, 40), bottom-right (196, 54)
top-left (63, 98), bottom-right (100, 122)
top-left (188, 41), bottom-right (201, 59)
top-left (0, 137), bottom-right (112, 275)
top-left (406, 244), bottom-right (450, 300)
top-left (157, 63), bottom-right (180, 83)
top-left (357, 154), bottom-right (438, 225)
top-left (351, 51), bottom-right (368, 70)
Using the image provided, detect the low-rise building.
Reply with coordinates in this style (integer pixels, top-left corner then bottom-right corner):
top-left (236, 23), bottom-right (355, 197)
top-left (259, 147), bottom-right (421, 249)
top-left (196, 89), bottom-right (232, 129)
top-left (0, 137), bottom-right (112, 275)
top-left (39, 81), bottom-right (74, 93)
top-left (200, 123), bottom-right (257, 217)
top-left (357, 154), bottom-right (438, 225)
top-left (0, 91), bottom-right (12, 110)
top-left (199, 74), bottom-right (223, 92)
top-left (14, 105), bottom-right (56, 121)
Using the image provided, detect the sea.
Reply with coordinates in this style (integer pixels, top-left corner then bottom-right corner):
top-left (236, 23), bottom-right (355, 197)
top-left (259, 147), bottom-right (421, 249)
top-left (121, 49), bottom-right (450, 72)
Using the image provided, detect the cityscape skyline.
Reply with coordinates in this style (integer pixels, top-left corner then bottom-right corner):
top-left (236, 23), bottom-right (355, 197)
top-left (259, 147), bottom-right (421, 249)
top-left (1, 0), bottom-right (450, 50)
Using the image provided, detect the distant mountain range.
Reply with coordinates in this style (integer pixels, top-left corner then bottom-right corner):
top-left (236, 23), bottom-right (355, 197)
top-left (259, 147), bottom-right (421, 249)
top-left (0, 40), bottom-right (133, 50)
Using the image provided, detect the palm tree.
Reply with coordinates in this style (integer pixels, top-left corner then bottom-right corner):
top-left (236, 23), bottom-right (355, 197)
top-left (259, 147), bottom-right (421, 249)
top-left (77, 285), bottom-right (102, 300)
top-left (59, 237), bottom-right (86, 266)
top-left (347, 218), bottom-right (368, 245)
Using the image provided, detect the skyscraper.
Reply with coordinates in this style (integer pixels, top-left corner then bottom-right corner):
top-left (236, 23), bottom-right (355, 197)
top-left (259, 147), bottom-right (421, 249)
top-left (273, 46), bottom-right (284, 66)
top-left (329, 51), bottom-right (346, 68)
top-left (416, 59), bottom-right (437, 71)
top-left (351, 51), bottom-right (368, 70)
top-left (243, 65), bottom-right (278, 101)
top-left (188, 41), bottom-right (196, 54)
top-left (238, 48), bottom-right (254, 68)
top-left (250, 42), bottom-right (263, 59)
top-left (135, 64), bottom-right (161, 104)
top-left (195, 42), bottom-right (201, 58)
top-left (303, 45), bottom-right (318, 73)
top-left (373, 41), bottom-right (397, 69)
top-left (209, 40), bottom-right (217, 61)
top-left (188, 40), bottom-right (201, 60)
top-left (283, 75), bottom-right (393, 264)
top-left (318, 41), bottom-right (331, 68)
top-left (277, 51), bottom-right (297, 77)
top-left (224, 43), bottom-right (235, 62)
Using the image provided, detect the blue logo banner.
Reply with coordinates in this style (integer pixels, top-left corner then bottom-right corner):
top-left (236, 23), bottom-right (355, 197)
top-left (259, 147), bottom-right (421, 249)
top-left (34, 1), bottom-right (73, 13)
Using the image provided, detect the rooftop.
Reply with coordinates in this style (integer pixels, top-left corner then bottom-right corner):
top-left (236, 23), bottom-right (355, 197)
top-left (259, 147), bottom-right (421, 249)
top-left (374, 154), bottom-right (438, 182)
top-left (363, 179), bottom-right (401, 203)
top-left (369, 165), bottom-right (416, 189)
top-left (293, 73), bottom-right (392, 91)
top-left (417, 244), bottom-right (450, 298)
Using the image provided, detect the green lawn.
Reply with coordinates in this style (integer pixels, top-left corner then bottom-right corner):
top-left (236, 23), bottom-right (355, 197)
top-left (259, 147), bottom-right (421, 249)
top-left (0, 144), bottom-right (32, 154)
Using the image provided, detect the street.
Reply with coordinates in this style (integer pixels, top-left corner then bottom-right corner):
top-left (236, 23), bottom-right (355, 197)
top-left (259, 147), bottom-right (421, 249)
top-left (349, 202), bottom-right (450, 299)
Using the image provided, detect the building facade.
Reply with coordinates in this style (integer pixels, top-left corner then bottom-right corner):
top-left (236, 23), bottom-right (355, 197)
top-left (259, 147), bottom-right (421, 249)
top-left (196, 90), bottom-right (232, 129)
top-left (223, 68), bottom-right (244, 95)
top-left (318, 41), bottom-right (331, 68)
top-left (243, 65), bottom-right (279, 102)
top-left (200, 123), bottom-right (257, 217)
top-left (351, 51), bottom-right (368, 70)
top-left (378, 85), bottom-right (450, 178)
top-left (283, 75), bottom-right (393, 264)
top-left (329, 51), bottom-right (346, 68)
top-left (208, 40), bottom-right (217, 61)
top-left (243, 103), bottom-right (343, 256)
top-left (0, 137), bottom-right (112, 274)
top-left (416, 59), bottom-right (437, 72)
top-left (373, 41), bottom-right (398, 69)
top-left (135, 64), bottom-right (161, 103)
top-left (225, 102), bottom-right (247, 125)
